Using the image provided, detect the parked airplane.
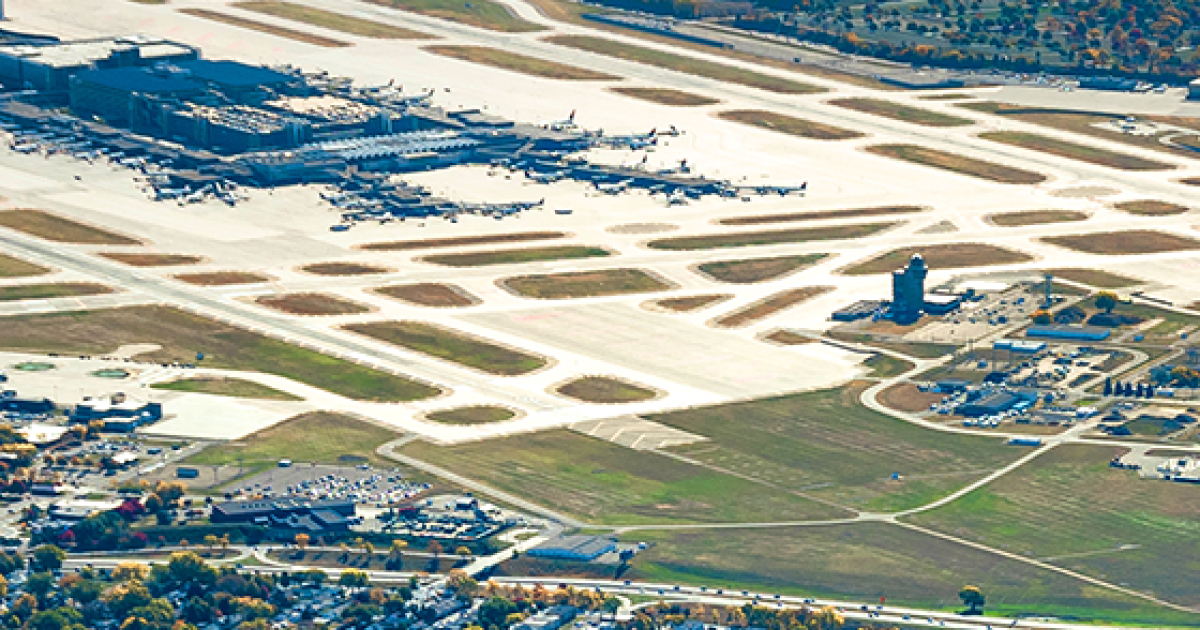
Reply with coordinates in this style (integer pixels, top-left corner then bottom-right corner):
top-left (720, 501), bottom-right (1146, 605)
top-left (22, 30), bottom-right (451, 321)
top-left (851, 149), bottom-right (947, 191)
top-left (595, 179), bottom-right (633, 194)
top-left (526, 170), bottom-right (566, 184)
top-left (746, 182), bottom-right (807, 196)
top-left (543, 110), bottom-right (577, 131)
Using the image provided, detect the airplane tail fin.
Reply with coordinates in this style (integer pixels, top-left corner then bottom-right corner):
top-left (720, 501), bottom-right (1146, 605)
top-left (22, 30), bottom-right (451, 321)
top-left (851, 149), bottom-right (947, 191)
top-left (568, 109), bottom-right (576, 122)
top-left (800, 181), bottom-right (807, 190)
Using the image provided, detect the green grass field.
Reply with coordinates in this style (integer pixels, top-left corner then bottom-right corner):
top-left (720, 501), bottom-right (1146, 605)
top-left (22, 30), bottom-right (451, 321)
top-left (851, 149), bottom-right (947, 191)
top-left (422, 245), bottom-right (611, 267)
top-left (649, 382), bottom-right (1019, 512)
top-left (151, 377), bottom-right (303, 401)
top-left (364, 0), bottom-right (543, 32)
top-left (186, 412), bottom-right (400, 468)
top-left (344, 321), bottom-right (547, 376)
top-left (624, 523), bottom-right (1197, 627)
top-left (0, 254), bottom-right (49, 278)
top-left (0, 306), bottom-right (439, 402)
top-left (909, 445), bottom-right (1200, 610)
top-left (401, 429), bottom-right (847, 525)
top-left (554, 376), bottom-right (658, 403)
top-left (426, 405), bottom-right (516, 425)
top-left (648, 223), bottom-right (897, 251)
top-left (544, 35), bottom-right (824, 95)
top-left (863, 354), bottom-right (915, 378)
top-left (0, 282), bottom-right (110, 301)
top-left (234, 1), bottom-right (433, 38)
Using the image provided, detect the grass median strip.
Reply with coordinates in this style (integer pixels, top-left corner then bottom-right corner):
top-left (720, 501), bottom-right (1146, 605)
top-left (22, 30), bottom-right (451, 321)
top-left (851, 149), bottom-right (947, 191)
top-left (651, 294), bottom-right (732, 312)
top-left (713, 286), bottom-right (833, 328)
top-left (554, 376), bottom-right (657, 403)
top-left (363, 0), bottom-right (543, 32)
top-left (0, 254), bottom-right (49, 278)
top-left (422, 245), bottom-right (610, 267)
top-left (1113, 199), bottom-right (1189, 216)
top-left (424, 45), bottom-right (619, 81)
top-left (979, 131), bottom-right (1172, 171)
top-left (842, 243), bottom-right (1033, 275)
top-left (719, 205), bottom-right (922, 226)
top-left (718, 109), bottom-right (863, 140)
top-left (865, 144), bottom-right (1047, 184)
top-left (187, 411), bottom-right (400, 468)
top-left (649, 223), bottom-right (896, 251)
top-left (100, 253), bottom-right (203, 267)
top-left (233, 1), bottom-right (434, 38)
top-left (344, 320), bottom-right (546, 376)
top-left (0, 209), bottom-right (141, 245)
top-left (830, 98), bottom-right (973, 127)
top-left (545, 34), bottom-right (824, 95)
top-left (0, 282), bottom-right (112, 301)
top-left (1042, 229), bottom-right (1200, 255)
top-left (1044, 268), bottom-right (1143, 288)
top-left (152, 377), bottom-right (303, 401)
top-left (175, 271), bottom-right (270, 286)
top-left (358, 231), bottom-right (565, 251)
top-left (255, 293), bottom-right (372, 316)
top-left (609, 87), bottom-right (718, 106)
top-left (502, 268), bottom-right (672, 299)
top-left (301, 262), bottom-right (391, 276)
top-left (426, 405), bottom-right (516, 424)
top-left (178, 8), bottom-right (352, 46)
top-left (696, 253), bottom-right (827, 284)
top-left (0, 305), bottom-right (440, 401)
top-left (376, 283), bottom-right (479, 307)
top-left (987, 209), bottom-right (1089, 227)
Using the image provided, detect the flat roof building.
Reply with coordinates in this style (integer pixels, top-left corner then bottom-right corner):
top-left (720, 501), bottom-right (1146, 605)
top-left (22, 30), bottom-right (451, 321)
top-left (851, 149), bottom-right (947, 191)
top-left (0, 36), bottom-right (197, 91)
top-left (1026, 324), bottom-right (1111, 341)
top-left (529, 535), bottom-right (617, 561)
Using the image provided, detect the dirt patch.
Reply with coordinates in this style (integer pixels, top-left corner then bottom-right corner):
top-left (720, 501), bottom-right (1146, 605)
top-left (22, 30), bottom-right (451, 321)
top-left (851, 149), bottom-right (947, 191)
top-left (501, 268), bottom-right (673, 299)
top-left (830, 98), bottom-right (973, 127)
top-left (718, 109), bottom-right (863, 140)
top-left (842, 243), bottom-right (1034, 275)
top-left (375, 283), bottom-right (479, 307)
top-left (178, 8), bottom-right (351, 46)
top-left (425, 405), bottom-right (516, 425)
top-left (1042, 230), bottom-right (1200, 255)
top-left (610, 87), bottom-right (719, 106)
top-left (100, 253), bottom-right (203, 267)
top-left (300, 262), bottom-right (391, 276)
top-left (719, 206), bottom-right (923, 226)
top-left (0, 254), bottom-right (49, 278)
top-left (712, 286), bottom-right (834, 328)
top-left (1177, 177), bottom-right (1200, 187)
top-left (761, 329), bottom-right (817, 345)
top-left (357, 231), bottom-right (565, 251)
top-left (424, 45), bottom-right (618, 80)
top-left (695, 253), bottom-right (827, 284)
top-left (987, 210), bottom-right (1089, 227)
top-left (879, 383), bottom-right (944, 413)
top-left (256, 293), bottom-right (372, 316)
top-left (1044, 268), bottom-right (1144, 288)
top-left (174, 271), bottom-right (271, 286)
top-left (865, 144), bottom-right (1046, 184)
top-left (554, 376), bottom-right (658, 403)
top-left (1113, 200), bottom-right (1190, 216)
top-left (979, 131), bottom-right (1172, 171)
top-left (0, 209), bottom-right (142, 245)
top-left (647, 222), bottom-right (897, 251)
top-left (650, 294), bottom-right (732, 313)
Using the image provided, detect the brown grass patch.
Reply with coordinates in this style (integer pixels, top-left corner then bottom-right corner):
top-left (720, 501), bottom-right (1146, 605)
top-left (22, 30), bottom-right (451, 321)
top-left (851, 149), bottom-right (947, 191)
top-left (178, 8), bottom-right (351, 46)
top-left (695, 253), bottom-right (827, 284)
top-left (100, 253), bottom-right (203, 267)
top-left (376, 283), bottom-right (479, 307)
top-left (712, 286), bottom-right (834, 328)
top-left (554, 376), bottom-right (657, 403)
top-left (830, 98), bottom-right (972, 127)
top-left (256, 293), bottom-right (371, 316)
top-left (424, 45), bottom-right (618, 81)
top-left (0, 254), bottom-right (49, 278)
top-left (762, 329), bottom-right (817, 345)
top-left (357, 231), bottom-right (565, 252)
top-left (1113, 200), bottom-right (1189, 216)
top-left (719, 206), bottom-right (923, 227)
top-left (174, 271), bottom-right (271, 286)
top-left (879, 383), bottom-right (945, 413)
top-left (647, 222), bottom-right (897, 251)
top-left (651, 294), bottom-right (732, 312)
top-left (865, 144), bottom-right (1046, 185)
top-left (610, 87), bottom-right (718, 106)
top-left (0, 283), bottom-right (113, 301)
top-left (1178, 177), bottom-right (1200, 187)
top-left (987, 210), bottom-right (1089, 227)
top-left (363, 0), bottom-right (543, 32)
top-left (1043, 268), bottom-right (1143, 289)
top-left (979, 131), bottom-right (1172, 171)
top-left (1041, 230), bottom-right (1200, 255)
top-left (422, 245), bottom-right (609, 267)
top-left (842, 243), bottom-right (1034, 275)
top-left (426, 405), bottom-right (515, 425)
top-left (502, 268), bottom-right (672, 299)
top-left (232, 1), bottom-right (435, 38)
top-left (718, 109), bottom-right (863, 140)
top-left (344, 321), bottom-right (546, 375)
top-left (300, 262), bottom-right (391, 276)
top-left (0, 209), bottom-right (141, 245)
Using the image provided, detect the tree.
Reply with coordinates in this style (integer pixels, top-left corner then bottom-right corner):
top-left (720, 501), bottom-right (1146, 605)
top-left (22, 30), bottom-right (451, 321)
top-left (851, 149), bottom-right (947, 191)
top-left (294, 533), bottom-right (310, 552)
top-left (1095, 291), bottom-right (1118, 314)
top-left (167, 551), bottom-right (216, 586)
top-left (455, 546), bottom-right (471, 559)
top-left (25, 572), bottom-right (54, 602)
top-left (102, 580), bottom-right (153, 619)
top-left (338, 569), bottom-right (370, 588)
top-left (427, 541), bottom-right (443, 557)
top-left (112, 562), bottom-right (149, 583)
top-left (959, 585), bottom-right (986, 613)
top-left (203, 535), bottom-right (219, 550)
top-left (28, 607), bottom-right (82, 630)
top-left (479, 597), bottom-right (518, 628)
top-left (31, 545), bottom-right (66, 571)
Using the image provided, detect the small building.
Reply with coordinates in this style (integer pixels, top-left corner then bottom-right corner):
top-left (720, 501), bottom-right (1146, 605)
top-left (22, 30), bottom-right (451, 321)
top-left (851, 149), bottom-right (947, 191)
top-left (933, 379), bottom-right (971, 394)
top-left (528, 535), bottom-right (617, 561)
top-left (72, 393), bottom-right (162, 431)
top-left (210, 496), bottom-right (356, 533)
top-left (832, 299), bottom-right (885, 322)
top-left (1026, 324), bottom-right (1111, 341)
top-left (923, 293), bottom-right (963, 315)
top-left (17, 423), bottom-right (69, 447)
top-left (959, 391), bottom-right (1021, 417)
top-left (993, 339), bottom-right (1047, 354)
top-left (175, 467), bottom-right (200, 479)
top-left (513, 606), bottom-right (579, 630)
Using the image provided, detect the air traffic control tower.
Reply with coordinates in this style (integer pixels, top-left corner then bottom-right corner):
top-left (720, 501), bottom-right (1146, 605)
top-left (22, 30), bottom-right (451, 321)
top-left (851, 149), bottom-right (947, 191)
top-left (891, 253), bottom-right (927, 324)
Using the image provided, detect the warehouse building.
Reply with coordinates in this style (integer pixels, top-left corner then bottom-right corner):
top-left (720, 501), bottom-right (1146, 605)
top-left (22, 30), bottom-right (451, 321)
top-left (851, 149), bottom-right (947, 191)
top-left (528, 535), bottom-right (617, 561)
top-left (1026, 324), bottom-right (1111, 341)
top-left (211, 496), bottom-right (356, 533)
top-left (0, 35), bottom-right (197, 92)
